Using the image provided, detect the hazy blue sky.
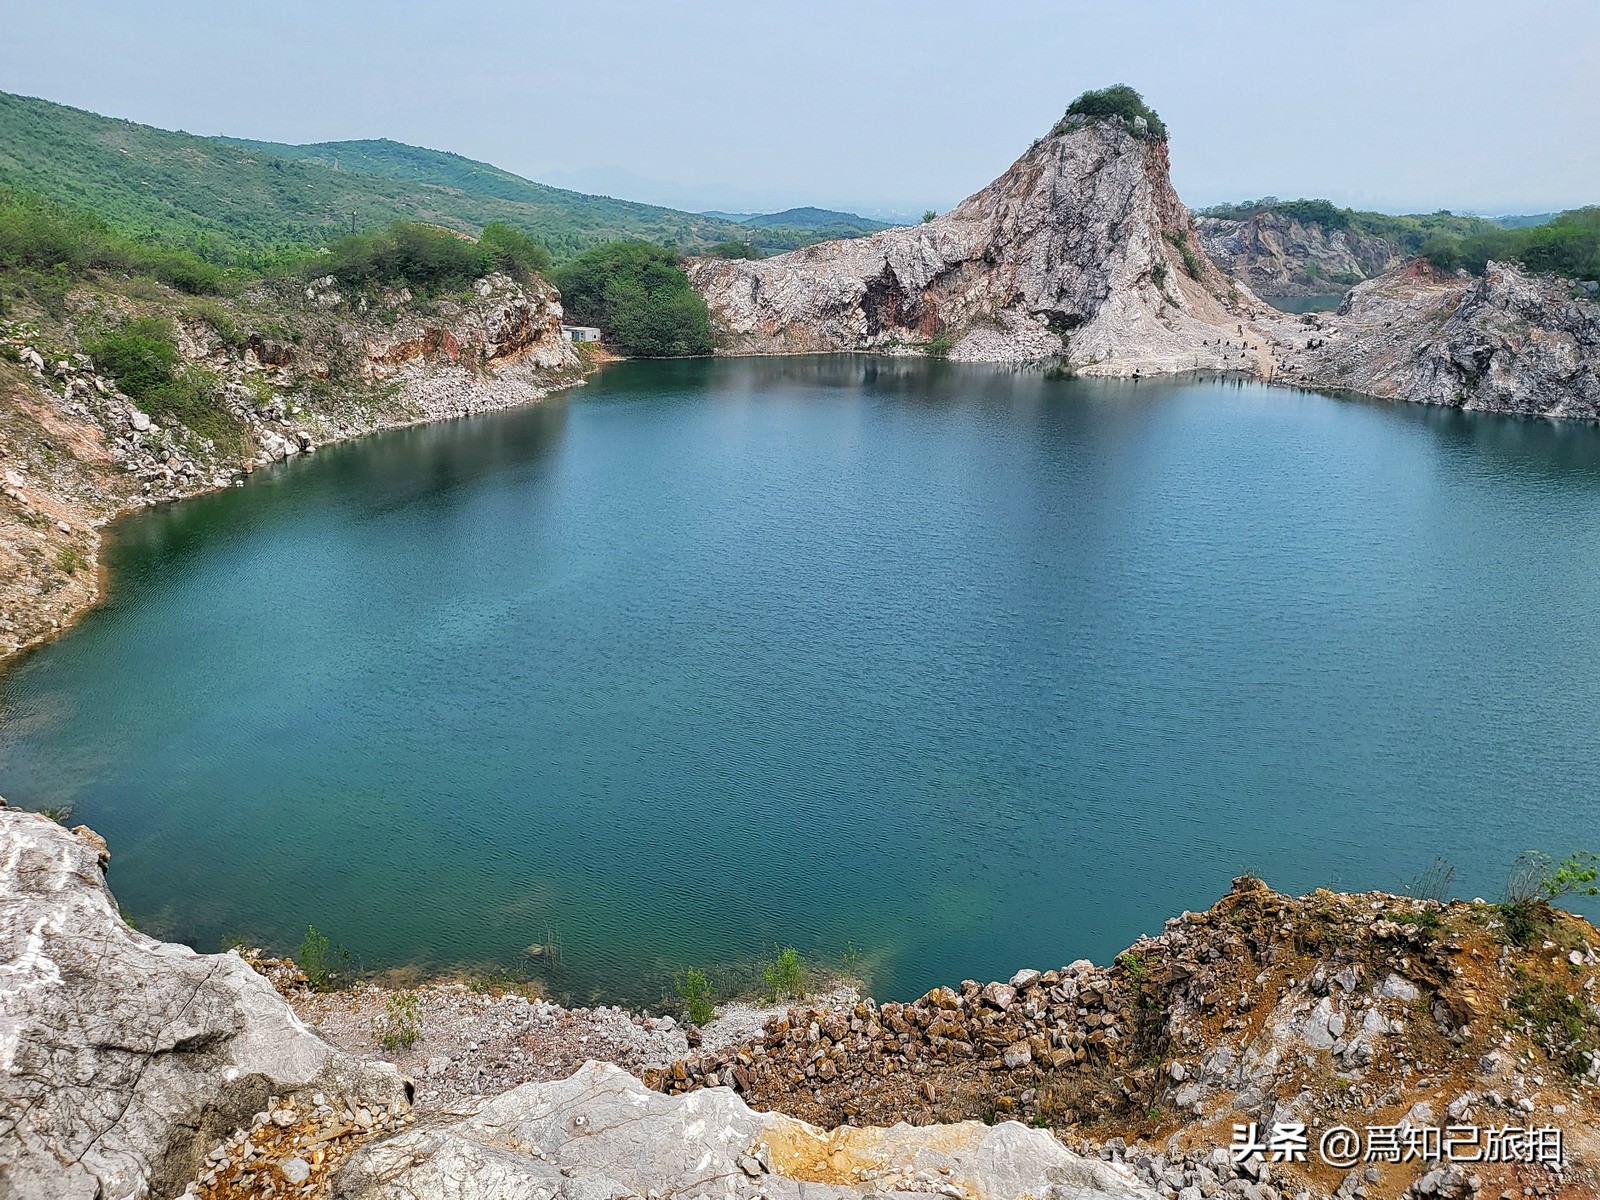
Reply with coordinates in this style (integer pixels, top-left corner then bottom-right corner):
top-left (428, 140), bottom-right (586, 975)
top-left (7, 1), bottom-right (1598, 217)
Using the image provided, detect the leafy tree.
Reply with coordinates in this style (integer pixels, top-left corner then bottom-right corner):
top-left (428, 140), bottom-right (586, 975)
top-left (0, 187), bottom-right (224, 293)
top-left (921, 210), bottom-right (938, 224)
top-left (478, 220), bottom-right (553, 279)
top-left (553, 241), bottom-right (714, 357)
top-left (322, 220), bottom-right (492, 292)
top-left (707, 239), bottom-right (761, 260)
top-left (1061, 85), bottom-right (1168, 140)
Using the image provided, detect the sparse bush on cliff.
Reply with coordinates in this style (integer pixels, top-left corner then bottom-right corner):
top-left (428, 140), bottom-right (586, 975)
top-left (1497, 849), bottom-right (1599, 946)
top-left (1165, 230), bottom-right (1204, 280)
top-left (553, 241), bottom-right (714, 357)
top-left (1060, 85), bottom-right (1167, 140)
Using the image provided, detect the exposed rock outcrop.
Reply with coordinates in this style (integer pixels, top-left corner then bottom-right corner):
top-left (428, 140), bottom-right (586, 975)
top-left (0, 270), bottom-right (584, 664)
top-left (0, 806), bottom-right (409, 1200)
top-left (689, 117), bottom-right (1285, 375)
top-left (651, 876), bottom-right (1600, 1199)
top-left (331, 1060), bottom-right (1154, 1200)
top-left (1196, 212), bottom-right (1403, 298)
top-left (1299, 260), bottom-right (1600, 417)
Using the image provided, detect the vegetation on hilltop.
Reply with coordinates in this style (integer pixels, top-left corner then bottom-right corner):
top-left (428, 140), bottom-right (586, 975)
top-left (0, 187), bottom-right (224, 306)
top-left (323, 220), bottom-right (494, 293)
top-left (553, 242), bottom-right (714, 357)
top-left (1059, 85), bottom-right (1167, 140)
top-left (0, 91), bottom-right (881, 269)
top-left (1419, 207), bottom-right (1600, 281)
top-left (1198, 196), bottom-right (1502, 254)
top-left (1202, 196), bottom-right (1600, 284)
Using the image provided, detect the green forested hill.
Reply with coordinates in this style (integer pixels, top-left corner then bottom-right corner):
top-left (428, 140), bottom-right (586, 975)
top-left (0, 91), bottom-right (785, 263)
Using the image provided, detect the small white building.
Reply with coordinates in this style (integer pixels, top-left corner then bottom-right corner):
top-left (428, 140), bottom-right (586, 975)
top-left (563, 325), bottom-right (602, 343)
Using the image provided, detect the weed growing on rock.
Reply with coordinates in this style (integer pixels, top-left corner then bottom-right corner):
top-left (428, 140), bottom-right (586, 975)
top-left (676, 967), bottom-right (715, 1025)
top-left (54, 545), bottom-right (87, 574)
top-left (763, 946), bottom-right (806, 1001)
top-left (297, 924), bottom-right (351, 992)
top-left (1509, 975), bottom-right (1599, 1077)
top-left (372, 990), bottom-right (423, 1053)
top-left (1498, 850), bottom-right (1599, 945)
top-left (1164, 230), bottom-right (1204, 280)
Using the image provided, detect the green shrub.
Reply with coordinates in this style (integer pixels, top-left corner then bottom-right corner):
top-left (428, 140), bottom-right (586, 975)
top-left (296, 924), bottom-right (351, 991)
top-left (707, 239), bottom-right (761, 260)
top-left (323, 220), bottom-right (493, 293)
top-left (181, 298), bottom-right (244, 348)
top-left (85, 315), bottom-right (245, 450)
top-left (1165, 230), bottom-right (1204, 280)
top-left (372, 990), bottom-right (423, 1052)
top-left (85, 317), bottom-right (182, 402)
top-left (55, 545), bottom-right (88, 574)
top-left (676, 967), bottom-right (715, 1024)
top-left (762, 946), bottom-right (806, 1001)
top-left (921, 210), bottom-right (938, 224)
top-left (553, 241), bottom-right (714, 357)
top-left (0, 188), bottom-right (224, 293)
top-left (1061, 85), bottom-right (1168, 140)
top-left (924, 333), bottom-right (953, 357)
top-left (478, 221), bottom-right (553, 279)
top-left (1496, 850), bottom-right (1599, 946)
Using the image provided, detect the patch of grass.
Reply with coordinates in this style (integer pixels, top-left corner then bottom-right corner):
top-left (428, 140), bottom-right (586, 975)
top-left (1393, 909), bottom-right (1444, 935)
top-left (924, 333), bottom-right (953, 358)
top-left (181, 297), bottom-right (245, 348)
top-left (55, 545), bottom-right (88, 574)
top-left (297, 924), bottom-right (351, 992)
top-left (676, 966), bottom-right (715, 1025)
top-left (1509, 978), bottom-right (1599, 1078)
top-left (372, 990), bottom-right (423, 1052)
top-left (1165, 230), bottom-right (1204, 280)
top-left (762, 946), bottom-right (806, 1001)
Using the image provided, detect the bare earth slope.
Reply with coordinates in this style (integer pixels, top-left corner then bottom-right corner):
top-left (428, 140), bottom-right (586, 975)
top-left (690, 118), bottom-right (1291, 376)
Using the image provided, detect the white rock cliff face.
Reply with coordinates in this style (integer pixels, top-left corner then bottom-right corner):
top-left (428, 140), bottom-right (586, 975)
top-left (0, 807), bottom-right (1153, 1200)
top-left (689, 118), bottom-right (1285, 376)
top-left (332, 1060), bottom-right (1154, 1200)
top-left (0, 807), bottom-right (408, 1200)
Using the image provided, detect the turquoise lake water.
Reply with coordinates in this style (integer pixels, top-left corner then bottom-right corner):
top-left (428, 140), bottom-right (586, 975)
top-left (2, 356), bottom-right (1597, 1005)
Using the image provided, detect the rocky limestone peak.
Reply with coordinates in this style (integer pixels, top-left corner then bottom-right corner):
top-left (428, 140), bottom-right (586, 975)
top-left (690, 113), bottom-right (1281, 374)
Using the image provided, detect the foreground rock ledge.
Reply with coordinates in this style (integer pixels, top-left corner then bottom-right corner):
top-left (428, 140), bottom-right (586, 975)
top-left (0, 807), bottom-right (407, 1200)
top-left (333, 1059), bottom-right (1153, 1200)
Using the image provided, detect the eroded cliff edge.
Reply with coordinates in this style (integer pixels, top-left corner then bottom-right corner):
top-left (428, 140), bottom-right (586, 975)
top-left (3, 804), bottom-right (1596, 1200)
top-left (0, 271), bottom-right (584, 663)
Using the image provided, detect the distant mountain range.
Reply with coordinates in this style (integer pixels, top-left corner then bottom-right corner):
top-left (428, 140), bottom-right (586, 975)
top-left (0, 90), bottom-right (889, 263)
